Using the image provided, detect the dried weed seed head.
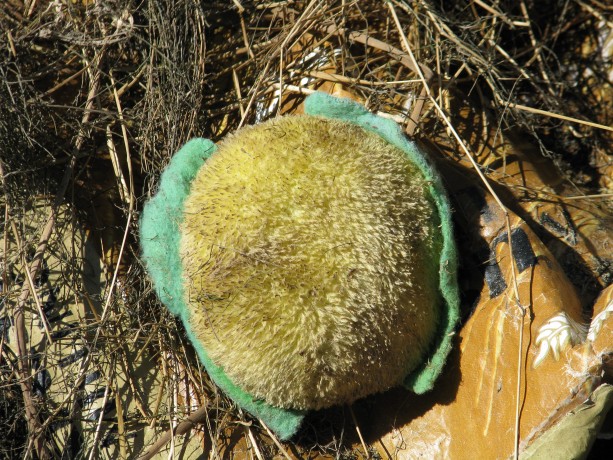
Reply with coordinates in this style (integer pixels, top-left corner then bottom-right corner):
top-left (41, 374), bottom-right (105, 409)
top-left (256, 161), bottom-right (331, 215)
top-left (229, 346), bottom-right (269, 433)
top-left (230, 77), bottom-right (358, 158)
top-left (180, 116), bottom-right (443, 410)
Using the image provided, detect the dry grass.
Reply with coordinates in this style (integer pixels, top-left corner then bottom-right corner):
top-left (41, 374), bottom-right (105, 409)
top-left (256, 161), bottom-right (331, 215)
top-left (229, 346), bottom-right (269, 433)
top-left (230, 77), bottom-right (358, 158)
top-left (0, 0), bottom-right (611, 458)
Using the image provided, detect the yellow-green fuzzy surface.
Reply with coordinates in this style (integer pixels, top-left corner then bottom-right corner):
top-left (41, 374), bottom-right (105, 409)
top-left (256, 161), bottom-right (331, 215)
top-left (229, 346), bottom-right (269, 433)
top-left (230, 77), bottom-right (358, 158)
top-left (180, 116), bottom-right (443, 410)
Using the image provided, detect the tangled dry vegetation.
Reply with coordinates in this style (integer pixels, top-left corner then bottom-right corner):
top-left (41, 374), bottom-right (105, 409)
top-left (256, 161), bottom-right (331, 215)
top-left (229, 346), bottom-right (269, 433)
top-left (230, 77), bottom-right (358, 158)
top-left (1, 0), bottom-right (611, 458)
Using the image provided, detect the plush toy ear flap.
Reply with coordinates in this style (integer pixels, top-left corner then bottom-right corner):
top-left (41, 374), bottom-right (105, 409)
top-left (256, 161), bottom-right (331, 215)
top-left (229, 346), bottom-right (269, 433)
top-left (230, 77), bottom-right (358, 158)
top-left (304, 92), bottom-right (460, 394)
top-left (140, 138), bottom-right (216, 320)
top-left (139, 137), bottom-right (306, 440)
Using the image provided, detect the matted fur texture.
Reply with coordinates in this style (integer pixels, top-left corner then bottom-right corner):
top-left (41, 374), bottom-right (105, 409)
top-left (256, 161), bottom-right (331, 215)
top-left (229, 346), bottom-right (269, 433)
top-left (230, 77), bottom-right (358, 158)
top-left (180, 116), bottom-right (443, 410)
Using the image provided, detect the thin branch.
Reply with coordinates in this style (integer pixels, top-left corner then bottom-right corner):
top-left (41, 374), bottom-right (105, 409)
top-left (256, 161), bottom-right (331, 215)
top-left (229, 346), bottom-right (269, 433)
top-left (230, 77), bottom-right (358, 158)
top-left (386, 4), bottom-right (526, 458)
top-left (138, 404), bottom-right (211, 460)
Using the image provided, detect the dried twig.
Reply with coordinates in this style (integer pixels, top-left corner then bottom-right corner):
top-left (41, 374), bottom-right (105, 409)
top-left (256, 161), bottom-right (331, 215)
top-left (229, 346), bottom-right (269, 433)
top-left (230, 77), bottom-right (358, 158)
top-left (138, 404), bottom-right (210, 460)
top-left (349, 405), bottom-right (370, 459)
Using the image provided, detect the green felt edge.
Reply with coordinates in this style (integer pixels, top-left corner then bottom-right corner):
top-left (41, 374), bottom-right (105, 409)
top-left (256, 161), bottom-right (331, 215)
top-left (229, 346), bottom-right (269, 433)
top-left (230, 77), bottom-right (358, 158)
top-left (140, 138), bottom-right (305, 440)
top-left (304, 92), bottom-right (461, 394)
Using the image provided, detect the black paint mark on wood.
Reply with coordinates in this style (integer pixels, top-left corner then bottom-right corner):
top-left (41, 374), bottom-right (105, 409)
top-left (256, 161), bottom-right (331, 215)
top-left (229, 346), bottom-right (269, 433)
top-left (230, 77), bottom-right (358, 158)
top-left (485, 227), bottom-right (537, 298)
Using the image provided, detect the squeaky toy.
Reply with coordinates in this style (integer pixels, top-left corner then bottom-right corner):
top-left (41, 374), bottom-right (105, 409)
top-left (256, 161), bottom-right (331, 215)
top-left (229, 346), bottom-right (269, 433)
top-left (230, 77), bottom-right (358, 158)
top-left (140, 93), bottom-right (460, 439)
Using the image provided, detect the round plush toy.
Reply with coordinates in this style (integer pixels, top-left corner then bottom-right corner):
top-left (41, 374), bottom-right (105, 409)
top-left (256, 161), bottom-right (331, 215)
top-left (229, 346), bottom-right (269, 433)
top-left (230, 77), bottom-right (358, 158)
top-left (140, 92), bottom-right (460, 439)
